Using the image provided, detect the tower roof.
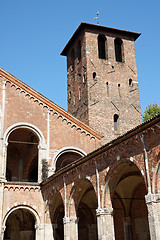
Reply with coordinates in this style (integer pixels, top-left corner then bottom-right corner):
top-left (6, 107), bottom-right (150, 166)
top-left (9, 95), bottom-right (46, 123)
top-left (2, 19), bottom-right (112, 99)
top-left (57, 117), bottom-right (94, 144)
top-left (61, 22), bottom-right (141, 56)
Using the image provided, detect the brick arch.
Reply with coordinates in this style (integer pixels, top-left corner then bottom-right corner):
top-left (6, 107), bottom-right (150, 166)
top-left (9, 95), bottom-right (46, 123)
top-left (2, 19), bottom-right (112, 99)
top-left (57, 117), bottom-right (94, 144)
top-left (68, 177), bottom-right (97, 217)
top-left (104, 159), bottom-right (145, 207)
top-left (2, 205), bottom-right (40, 227)
top-left (4, 122), bottom-right (46, 146)
top-left (52, 146), bottom-right (86, 172)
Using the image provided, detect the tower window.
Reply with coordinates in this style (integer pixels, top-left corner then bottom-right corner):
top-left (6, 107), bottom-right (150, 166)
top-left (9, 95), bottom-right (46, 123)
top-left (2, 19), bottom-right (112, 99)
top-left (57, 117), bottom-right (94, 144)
top-left (106, 82), bottom-right (109, 96)
top-left (115, 38), bottom-right (123, 62)
top-left (114, 114), bottom-right (119, 134)
top-left (93, 72), bottom-right (96, 81)
top-left (68, 91), bottom-right (71, 104)
top-left (98, 34), bottom-right (107, 59)
top-left (129, 78), bottom-right (133, 87)
top-left (77, 41), bottom-right (81, 61)
top-left (118, 83), bottom-right (121, 97)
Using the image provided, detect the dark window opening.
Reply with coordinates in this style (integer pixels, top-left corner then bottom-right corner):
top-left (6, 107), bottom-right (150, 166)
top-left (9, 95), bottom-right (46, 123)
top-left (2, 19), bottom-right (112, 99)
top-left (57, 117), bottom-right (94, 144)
top-left (114, 114), bottom-right (119, 134)
top-left (56, 152), bottom-right (82, 172)
top-left (129, 78), bottom-right (133, 87)
top-left (93, 72), bottom-right (96, 81)
top-left (77, 41), bottom-right (81, 61)
top-left (98, 35), bottom-right (107, 59)
top-left (4, 209), bottom-right (36, 240)
top-left (115, 38), bottom-right (123, 62)
top-left (118, 83), bottom-right (121, 97)
top-left (106, 82), bottom-right (109, 96)
top-left (6, 128), bottom-right (39, 182)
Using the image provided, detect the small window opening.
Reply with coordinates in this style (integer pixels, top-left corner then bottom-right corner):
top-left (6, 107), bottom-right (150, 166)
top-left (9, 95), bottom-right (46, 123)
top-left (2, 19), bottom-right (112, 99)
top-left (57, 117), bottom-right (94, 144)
top-left (115, 38), bottom-right (123, 62)
top-left (118, 83), bottom-right (121, 97)
top-left (106, 82), bottom-right (109, 96)
top-left (83, 73), bottom-right (86, 83)
top-left (129, 78), bottom-right (133, 87)
top-left (98, 35), bottom-right (106, 59)
top-left (114, 114), bottom-right (119, 134)
top-left (93, 72), bottom-right (96, 81)
top-left (77, 41), bottom-right (81, 61)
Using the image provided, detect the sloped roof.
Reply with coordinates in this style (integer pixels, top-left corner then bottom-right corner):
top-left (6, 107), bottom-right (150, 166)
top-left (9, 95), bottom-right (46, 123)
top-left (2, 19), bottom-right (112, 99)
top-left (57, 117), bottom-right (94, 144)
top-left (0, 67), bottom-right (102, 140)
top-left (61, 22), bottom-right (141, 56)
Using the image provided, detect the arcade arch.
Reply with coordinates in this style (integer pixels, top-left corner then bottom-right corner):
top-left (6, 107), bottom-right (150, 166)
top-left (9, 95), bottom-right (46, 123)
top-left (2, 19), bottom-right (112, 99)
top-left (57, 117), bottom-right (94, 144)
top-left (105, 160), bottom-right (150, 240)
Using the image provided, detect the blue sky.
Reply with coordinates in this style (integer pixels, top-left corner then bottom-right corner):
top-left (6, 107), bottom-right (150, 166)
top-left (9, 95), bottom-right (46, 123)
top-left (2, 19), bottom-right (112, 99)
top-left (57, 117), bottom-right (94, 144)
top-left (0, 0), bottom-right (159, 115)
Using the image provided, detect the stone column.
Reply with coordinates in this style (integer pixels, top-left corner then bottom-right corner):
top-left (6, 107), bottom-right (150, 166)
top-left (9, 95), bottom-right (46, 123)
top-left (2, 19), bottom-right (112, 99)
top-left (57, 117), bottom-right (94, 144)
top-left (0, 225), bottom-right (5, 240)
top-left (44, 223), bottom-right (55, 240)
top-left (35, 223), bottom-right (45, 240)
top-left (145, 194), bottom-right (160, 240)
top-left (63, 216), bottom-right (78, 240)
top-left (96, 207), bottom-right (115, 240)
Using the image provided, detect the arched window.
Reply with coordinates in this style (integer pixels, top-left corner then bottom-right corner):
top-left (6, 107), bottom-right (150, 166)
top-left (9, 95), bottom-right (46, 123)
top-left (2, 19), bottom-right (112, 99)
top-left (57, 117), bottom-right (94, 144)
top-left (98, 34), bottom-right (107, 59)
top-left (115, 38), bottom-right (123, 62)
top-left (114, 114), bottom-right (119, 134)
top-left (106, 82), bottom-right (109, 96)
top-left (129, 78), bottom-right (133, 87)
top-left (77, 41), bottom-right (81, 61)
top-left (6, 128), bottom-right (39, 182)
top-left (118, 83), bottom-right (121, 97)
top-left (93, 72), bottom-right (96, 81)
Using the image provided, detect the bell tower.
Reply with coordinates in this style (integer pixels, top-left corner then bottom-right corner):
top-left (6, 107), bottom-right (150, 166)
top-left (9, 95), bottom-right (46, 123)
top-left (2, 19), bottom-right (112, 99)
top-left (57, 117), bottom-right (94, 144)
top-left (61, 23), bottom-right (142, 143)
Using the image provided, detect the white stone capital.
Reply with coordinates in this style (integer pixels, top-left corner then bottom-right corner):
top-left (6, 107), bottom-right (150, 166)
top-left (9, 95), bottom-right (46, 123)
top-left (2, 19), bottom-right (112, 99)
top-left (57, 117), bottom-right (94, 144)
top-left (63, 216), bottom-right (78, 224)
top-left (96, 207), bottom-right (113, 216)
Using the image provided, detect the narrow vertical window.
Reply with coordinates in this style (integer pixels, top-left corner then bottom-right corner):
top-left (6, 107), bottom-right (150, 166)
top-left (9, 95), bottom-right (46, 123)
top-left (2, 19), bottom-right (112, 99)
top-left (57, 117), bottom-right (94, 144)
top-left (77, 41), bottom-right (81, 61)
top-left (115, 38), bottom-right (123, 62)
top-left (83, 73), bottom-right (86, 83)
top-left (129, 78), bottom-right (133, 87)
top-left (118, 84), bottom-right (121, 97)
top-left (93, 72), bottom-right (96, 81)
top-left (106, 82), bottom-right (109, 96)
top-left (98, 35), bottom-right (107, 59)
top-left (71, 49), bottom-right (75, 71)
top-left (114, 114), bottom-right (119, 134)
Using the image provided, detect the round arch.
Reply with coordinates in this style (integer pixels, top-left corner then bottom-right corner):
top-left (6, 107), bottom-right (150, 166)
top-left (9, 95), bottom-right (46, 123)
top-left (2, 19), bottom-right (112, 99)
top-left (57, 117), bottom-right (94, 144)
top-left (4, 122), bottom-right (46, 146)
top-left (52, 146), bottom-right (86, 172)
top-left (3, 122), bottom-right (47, 182)
top-left (2, 205), bottom-right (40, 227)
top-left (104, 159), bottom-right (149, 240)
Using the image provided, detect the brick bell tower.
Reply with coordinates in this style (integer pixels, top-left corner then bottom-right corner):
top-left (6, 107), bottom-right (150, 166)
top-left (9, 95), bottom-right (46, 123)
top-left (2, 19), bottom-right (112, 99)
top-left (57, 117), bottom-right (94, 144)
top-left (61, 23), bottom-right (142, 143)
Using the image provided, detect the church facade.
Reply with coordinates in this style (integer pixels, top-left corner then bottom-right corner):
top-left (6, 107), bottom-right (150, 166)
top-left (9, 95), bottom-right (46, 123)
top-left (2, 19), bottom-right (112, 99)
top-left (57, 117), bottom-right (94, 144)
top-left (0, 22), bottom-right (160, 240)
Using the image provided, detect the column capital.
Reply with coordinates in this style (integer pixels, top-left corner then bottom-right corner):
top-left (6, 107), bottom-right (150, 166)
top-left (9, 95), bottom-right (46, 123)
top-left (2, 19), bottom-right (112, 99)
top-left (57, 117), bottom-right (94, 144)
top-left (63, 216), bottom-right (78, 224)
top-left (145, 193), bottom-right (160, 204)
top-left (96, 207), bottom-right (113, 216)
top-left (1, 226), bottom-right (6, 233)
top-left (35, 223), bottom-right (44, 230)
